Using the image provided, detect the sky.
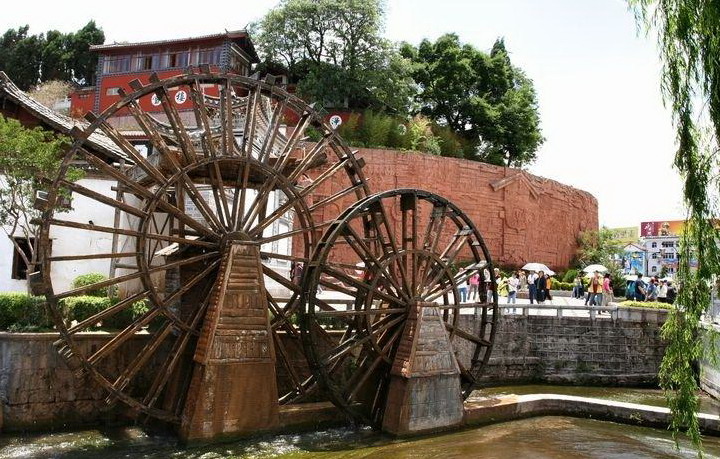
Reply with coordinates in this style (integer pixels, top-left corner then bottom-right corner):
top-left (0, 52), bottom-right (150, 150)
top-left (1, 0), bottom-right (683, 228)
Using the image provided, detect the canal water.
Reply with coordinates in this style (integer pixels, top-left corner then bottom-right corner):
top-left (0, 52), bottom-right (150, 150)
top-left (3, 386), bottom-right (720, 458)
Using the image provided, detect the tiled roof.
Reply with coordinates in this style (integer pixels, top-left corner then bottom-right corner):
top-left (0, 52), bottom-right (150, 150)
top-left (91, 30), bottom-right (258, 62)
top-left (0, 72), bottom-right (130, 164)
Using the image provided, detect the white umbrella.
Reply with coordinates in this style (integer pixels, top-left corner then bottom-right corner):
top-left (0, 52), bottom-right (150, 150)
top-left (583, 264), bottom-right (608, 273)
top-left (521, 262), bottom-right (555, 276)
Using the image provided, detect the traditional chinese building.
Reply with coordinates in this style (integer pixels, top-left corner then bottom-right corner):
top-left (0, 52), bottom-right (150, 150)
top-left (69, 30), bottom-right (259, 137)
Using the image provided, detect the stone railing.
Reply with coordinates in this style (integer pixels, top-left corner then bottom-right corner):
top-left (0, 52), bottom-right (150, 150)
top-left (293, 298), bottom-right (670, 322)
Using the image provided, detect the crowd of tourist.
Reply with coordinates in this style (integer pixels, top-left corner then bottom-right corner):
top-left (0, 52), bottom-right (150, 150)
top-left (456, 267), bottom-right (557, 305)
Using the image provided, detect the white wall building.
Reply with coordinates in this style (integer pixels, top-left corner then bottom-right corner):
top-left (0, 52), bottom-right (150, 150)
top-left (642, 235), bottom-right (680, 277)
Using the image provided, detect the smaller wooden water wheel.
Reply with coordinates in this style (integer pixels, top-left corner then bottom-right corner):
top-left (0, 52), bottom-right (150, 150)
top-left (301, 189), bottom-right (497, 429)
top-left (38, 71), bottom-right (370, 424)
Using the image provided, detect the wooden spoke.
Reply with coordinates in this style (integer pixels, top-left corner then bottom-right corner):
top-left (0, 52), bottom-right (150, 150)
top-left (88, 308), bottom-right (162, 365)
top-left (188, 79), bottom-right (232, 227)
top-left (68, 290), bottom-right (150, 334)
top-left (49, 252), bottom-right (141, 262)
top-left (142, 282), bottom-right (213, 409)
top-left (152, 79), bottom-right (197, 164)
top-left (47, 218), bottom-right (217, 248)
top-left (315, 308), bottom-right (406, 317)
top-left (249, 156), bottom-right (351, 237)
top-left (88, 114), bottom-right (168, 185)
top-left (342, 224), bottom-right (411, 303)
top-left (257, 99), bottom-right (286, 164)
top-left (444, 322), bottom-right (492, 347)
top-left (76, 149), bottom-right (220, 240)
top-left (111, 321), bottom-right (175, 394)
top-left (321, 266), bottom-right (406, 307)
top-left (319, 314), bottom-right (405, 365)
top-left (345, 325), bottom-right (404, 401)
top-left (220, 80), bottom-right (237, 156)
top-left (230, 86), bottom-right (261, 230)
top-left (307, 181), bottom-right (365, 213)
top-left (274, 112), bottom-right (311, 173)
top-left (286, 131), bottom-right (335, 183)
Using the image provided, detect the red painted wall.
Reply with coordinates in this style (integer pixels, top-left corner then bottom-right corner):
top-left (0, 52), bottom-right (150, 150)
top-left (299, 148), bottom-right (598, 270)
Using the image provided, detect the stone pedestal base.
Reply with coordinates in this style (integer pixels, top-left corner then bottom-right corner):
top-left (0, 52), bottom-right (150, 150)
top-left (179, 242), bottom-right (279, 442)
top-left (381, 304), bottom-right (464, 436)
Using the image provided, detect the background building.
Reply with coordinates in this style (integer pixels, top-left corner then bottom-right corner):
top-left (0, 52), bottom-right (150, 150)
top-left (641, 220), bottom-right (684, 276)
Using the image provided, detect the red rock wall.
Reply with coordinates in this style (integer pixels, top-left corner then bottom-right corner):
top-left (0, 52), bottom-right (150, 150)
top-left (301, 148), bottom-right (597, 271)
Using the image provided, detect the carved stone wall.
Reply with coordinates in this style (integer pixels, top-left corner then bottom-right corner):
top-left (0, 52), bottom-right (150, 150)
top-left (301, 147), bottom-right (598, 270)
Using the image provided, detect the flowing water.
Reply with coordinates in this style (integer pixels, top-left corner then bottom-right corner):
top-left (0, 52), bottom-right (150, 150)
top-left (3, 386), bottom-right (720, 458)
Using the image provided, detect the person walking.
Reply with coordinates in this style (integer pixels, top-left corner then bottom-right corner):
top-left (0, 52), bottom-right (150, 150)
top-left (602, 273), bottom-right (614, 306)
top-left (572, 275), bottom-right (584, 299)
top-left (545, 273), bottom-right (553, 304)
top-left (457, 268), bottom-right (468, 303)
top-left (535, 270), bottom-right (547, 304)
top-left (666, 281), bottom-right (677, 303)
top-left (468, 271), bottom-right (480, 301)
top-left (587, 271), bottom-right (603, 306)
top-left (646, 278), bottom-right (659, 302)
top-left (527, 271), bottom-right (538, 305)
top-left (634, 274), bottom-right (647, 301)
top-left (507, 272), bottom-right (520, 313)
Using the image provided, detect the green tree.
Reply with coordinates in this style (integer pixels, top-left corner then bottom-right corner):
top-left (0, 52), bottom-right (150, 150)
top-left (0, 115), bottom-right (77, 292)
top-left (400, 34), bottom-right (544, 166)
top-left (253, 0), bottom-right (414, 113)
top-left (0, 21), bottom-right (104, 89)
top-left (0, 26), bottom-right (43, 90)
top-left (576, 227), bottom-right (624, 268)
top-left (631, 1), bottom-right (720, 451)
top-left (65, 21), bottom-right (104, 86)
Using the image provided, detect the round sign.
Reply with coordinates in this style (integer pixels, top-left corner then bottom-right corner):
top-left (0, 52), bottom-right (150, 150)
top-left (174, 90), bottom-right (187, 104)
top-left (150, 94), bottom-right (161, 106)
top-left (329, 115), bottom-right (343, 130)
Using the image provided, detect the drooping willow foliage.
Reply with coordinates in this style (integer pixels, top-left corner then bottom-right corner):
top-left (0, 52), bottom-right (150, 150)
top-left (631, 0), bottom-right (720, 451)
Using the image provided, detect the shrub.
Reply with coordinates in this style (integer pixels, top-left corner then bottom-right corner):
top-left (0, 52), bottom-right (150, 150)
top-left (72, 273), bottom-right (109, 297)
top-left (432, 124), bottom-right (465, 158)
top-left (619, 301), bottom-right (672, 310)
top-left (0, 292), bottom-right (51, 331)
top-left (63, 296), bottom-right (150, 330)
top-left (563, 269), bottom-right (579, 283)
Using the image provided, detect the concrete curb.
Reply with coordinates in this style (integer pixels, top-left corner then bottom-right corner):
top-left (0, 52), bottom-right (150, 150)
top-left (464, 393), bottom-right (720, 435)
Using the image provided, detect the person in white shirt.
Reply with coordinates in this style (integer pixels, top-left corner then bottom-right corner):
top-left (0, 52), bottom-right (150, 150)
top-left (527, 271), bottom-right (538, 304)
top-left (658, 280), bottom-right (669, 303)
top-left (507, 272), bottom-right (520, 314)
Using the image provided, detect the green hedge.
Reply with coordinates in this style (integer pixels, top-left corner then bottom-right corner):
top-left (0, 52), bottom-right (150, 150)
top-left (562, 269), bottom-right (579, 283)
top-left (0, 292), bottom-right (151, 332)
top-left (618, 301), bottom-right (672, 310)
top-left (72, 273), bottom-right (110, 297)
top-left (0, 292), bottom-right (52, 331)
top-left (62, 296), bottom-right (149, 330)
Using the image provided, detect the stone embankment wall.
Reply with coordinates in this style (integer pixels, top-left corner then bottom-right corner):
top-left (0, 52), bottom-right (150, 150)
top-left (302, 147), bottom-right (599, 270)
top-left (0, 310), bottom-right (665, 432)
top-left (472, 313), bottom-right (667, 386)
top-left (700, 322), bottom-right (720, 399)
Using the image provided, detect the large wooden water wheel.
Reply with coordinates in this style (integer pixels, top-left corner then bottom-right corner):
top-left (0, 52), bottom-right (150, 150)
top-left (301, 189), bottom-right (497, 430)
top-left (38, 71), bottom-right (370, 423)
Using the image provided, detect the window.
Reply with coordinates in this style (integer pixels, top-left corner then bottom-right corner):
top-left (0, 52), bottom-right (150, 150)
top-left (652, 253), bottom-right (657, 259)
top-left (651, 266), bottom-right (657, 273)
top-left (103, 55), bottom-right (131, 74)
top-left (651, 242), bottom-right (657, 248)
top-left (11, 237), bottom-right (35, 280)
top-left (662, 241), bottom-right (675, 248)
top-left (106, 87), bottom-right (120, 96)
